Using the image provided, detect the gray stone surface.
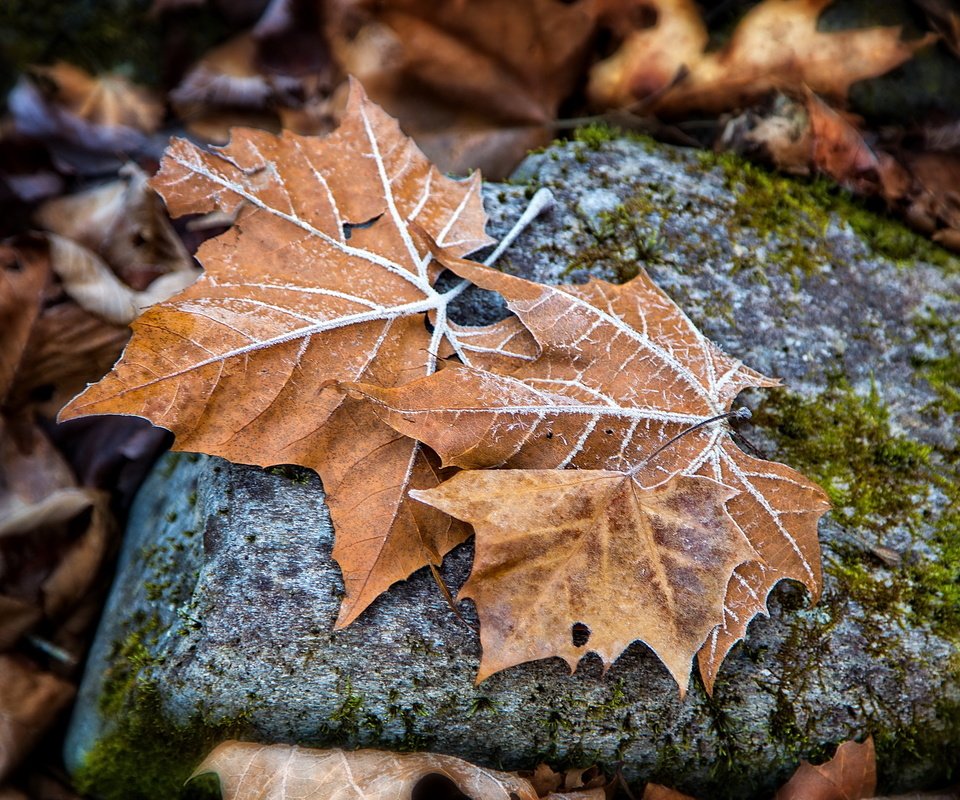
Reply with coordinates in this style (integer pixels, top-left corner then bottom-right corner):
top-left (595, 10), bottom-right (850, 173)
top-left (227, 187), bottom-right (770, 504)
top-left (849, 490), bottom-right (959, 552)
top-left (66, 136), bottom-right (960, 798)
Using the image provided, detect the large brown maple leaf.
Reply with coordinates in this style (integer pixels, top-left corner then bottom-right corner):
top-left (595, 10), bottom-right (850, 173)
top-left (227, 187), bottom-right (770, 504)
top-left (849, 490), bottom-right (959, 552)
top-left (59, 81), bottom-right (504, 626)
top-left (349, 257), bottom-right (830, 690)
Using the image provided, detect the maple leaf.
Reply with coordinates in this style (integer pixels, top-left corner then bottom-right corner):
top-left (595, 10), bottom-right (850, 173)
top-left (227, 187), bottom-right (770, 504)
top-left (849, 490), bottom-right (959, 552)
top-left (59, 80), bottom-right (512, 626)
top-left (588, 0), bottom-right (935, 116)
top-left (193, 741), bottom-right (539, 800)
top-left (412, 470), bottom-right (755, 692)
top-left (348, 257), bottom-right (830, 689)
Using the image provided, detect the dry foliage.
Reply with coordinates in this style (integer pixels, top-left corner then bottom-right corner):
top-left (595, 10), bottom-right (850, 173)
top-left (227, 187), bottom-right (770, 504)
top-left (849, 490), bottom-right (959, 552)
top-left (62, 81), bottom-right (499, 628)
top-left (721, 90), bottom-right (960, 252)
top-left (775, 737), bottom-right (875, 800)
top-left (351, 257), bottom-right (829, 690)
top-left (193, 742), bottom-right (543, 800)
top-left (587, 0), bottom-right (935, 116)
top-left (330, 0), bottom-right (600, 176)
top-left (62, 85), bottom-right (829, 693)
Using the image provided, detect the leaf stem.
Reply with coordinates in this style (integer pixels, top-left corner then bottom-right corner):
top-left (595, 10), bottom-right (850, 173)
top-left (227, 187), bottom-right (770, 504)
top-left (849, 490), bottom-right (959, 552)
top-left (627, 407), bottom-right (751, 478)
top-left (440, 187), bottom-right (555, 305)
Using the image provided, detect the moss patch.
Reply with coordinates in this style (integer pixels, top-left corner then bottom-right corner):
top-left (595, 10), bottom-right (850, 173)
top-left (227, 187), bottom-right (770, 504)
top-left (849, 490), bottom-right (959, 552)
top-left (74, 608), bottom-right (254, 800)
top-left (697, 150), bottom-right (959, 273)
top-left (754, 378), bottom-right (960, 640)
top-left (562, 190), bottom-right (667, 283)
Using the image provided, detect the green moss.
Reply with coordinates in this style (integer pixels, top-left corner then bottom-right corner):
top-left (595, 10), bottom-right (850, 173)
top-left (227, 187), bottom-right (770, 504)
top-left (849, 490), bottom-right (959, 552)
top-left (753, 379), bottom-right (960, 641)
top-left (563, 190), bottom-right (666, 283)
top-left (912, 305), bottom-right (960, 418)
top-left (75, 609), bottom-right (254, 800)
top-left (697, 149), bottom-right (959, 273)
top-left (572, 123), bottom-right (657, 153)
top-left (754, 380), bottom-right (932, 534)
top-left (265, 464), bottom-right (314, 485)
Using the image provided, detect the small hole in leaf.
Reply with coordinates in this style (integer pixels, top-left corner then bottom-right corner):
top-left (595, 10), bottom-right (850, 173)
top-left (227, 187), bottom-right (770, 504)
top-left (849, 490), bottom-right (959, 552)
top-left (572, 622), bottom-right (590, 647)
top-left (545, 431), bottom-right (554, 439)
top-left (412, 773), bottom-right (472, 800)
top-left (342, 213), bottom-right (383, 241)
top-left (604, 428), bottom-right (614, 435)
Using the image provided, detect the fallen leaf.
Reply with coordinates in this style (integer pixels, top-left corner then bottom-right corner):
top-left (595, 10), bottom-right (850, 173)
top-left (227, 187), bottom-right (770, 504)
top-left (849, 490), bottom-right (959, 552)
top-left (40, 491), bottom-right (112, 617)
top-left (35, 163), bottom-right (195, 291)
top-left (45, 234), bottom-right (199, 326)
top-left (5, 299), bottom-right (131, 420)
top-left (718, 94), bottom-right (814, 176)
top-left (193, 741), bottom-right (539, 800)
top-left (775, 737), bottom-right (876, 800)
top-left (413, 471), bottom-right (755, 692)
top-left (60, 81), bottom-right (515, 626)
top-left (0, 655), bottom-right (74, 783)
top-left (8, 62), bottom-right (162, 154)
top-left (0, 239), bottom-right (48, 400)
top-left (913, 0), bottom-right (960, 58)
top-left (588, 0), bottom-right (934, 116)
top-left (331, 0), bottom-right (600, 176)
top-left (350, 258), bottom-right (829, 689)
top-left (805, 92), bottom-right (887, 195)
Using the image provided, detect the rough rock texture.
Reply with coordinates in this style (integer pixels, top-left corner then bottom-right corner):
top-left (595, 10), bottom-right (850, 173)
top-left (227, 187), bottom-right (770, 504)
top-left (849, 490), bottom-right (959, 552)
top-left (66, 134), bottom-right (960, 800)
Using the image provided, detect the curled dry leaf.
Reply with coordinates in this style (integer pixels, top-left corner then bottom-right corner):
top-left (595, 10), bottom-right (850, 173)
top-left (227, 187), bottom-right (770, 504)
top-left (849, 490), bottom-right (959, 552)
top-left (59, 81), bottom-right (526, 627)
top-left (8, 62), bottom-right (162, 154)
top-left (0, 239), bottom-right (48, 400)
top-left (775, 737), bottom-right (876, 800)
top-left (0, 235), bottom-right (130, 418)
top-left (194, 741), bottom-right (539, 800)
top-left (588, 0), bottom-right (934, 116)
top-left (349, 258), bottom-right (829, 690)
top-left (35, 163), bottom-right (194, 291)
top-left (720, 92), bottom-right (960, 252)
top-left (0, 655), bottom-right (74, 783)
top-left (0, 596), bottom-right (41, 650)
top-left (39, 491), bottom-right (112, 617)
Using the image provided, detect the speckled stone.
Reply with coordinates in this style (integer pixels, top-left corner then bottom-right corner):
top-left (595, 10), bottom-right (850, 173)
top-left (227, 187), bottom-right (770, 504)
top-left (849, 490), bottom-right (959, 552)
top-left (66, 137), bottom-right (960, 798)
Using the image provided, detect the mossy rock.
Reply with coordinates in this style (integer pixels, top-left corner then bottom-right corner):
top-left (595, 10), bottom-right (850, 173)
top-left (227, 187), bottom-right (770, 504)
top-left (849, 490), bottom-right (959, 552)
top-left (66, 135), bottom-right (960, 799)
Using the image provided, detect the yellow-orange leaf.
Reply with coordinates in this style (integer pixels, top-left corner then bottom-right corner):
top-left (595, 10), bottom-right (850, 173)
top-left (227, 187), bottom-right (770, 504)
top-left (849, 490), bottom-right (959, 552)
top-left (413, 471), bottom-right (756, 693)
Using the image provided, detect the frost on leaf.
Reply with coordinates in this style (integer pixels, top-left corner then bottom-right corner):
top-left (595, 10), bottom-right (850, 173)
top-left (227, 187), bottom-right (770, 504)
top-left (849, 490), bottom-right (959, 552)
top-left (59, 80), bottom-right (498, 626)
top-left (350, 257), bottom-right (830, 690)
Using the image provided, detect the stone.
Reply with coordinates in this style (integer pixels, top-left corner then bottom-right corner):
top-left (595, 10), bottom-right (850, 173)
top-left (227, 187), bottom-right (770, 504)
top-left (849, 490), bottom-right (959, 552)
top-left (66, 133), bottom-right (960, 800)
